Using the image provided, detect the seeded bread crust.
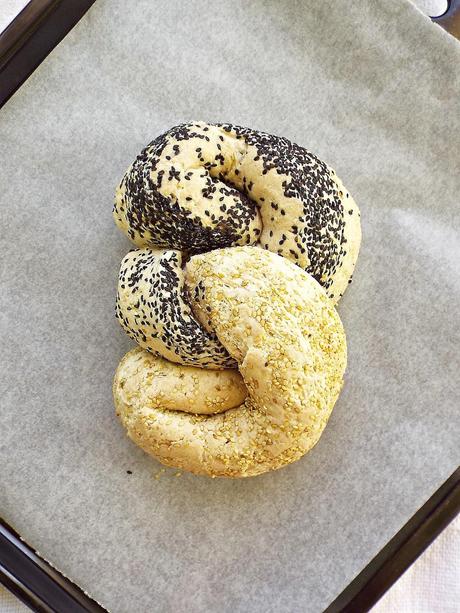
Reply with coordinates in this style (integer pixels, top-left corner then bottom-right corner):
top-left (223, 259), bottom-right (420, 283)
top-left (114, 247), bottom-right (347, 478)
top-left (114, 122), bottom-right (361, 304)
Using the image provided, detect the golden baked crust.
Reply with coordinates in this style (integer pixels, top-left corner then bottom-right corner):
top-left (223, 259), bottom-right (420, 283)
top-left (114, 247), bottom-right (346, 478)
top-left (114, 348), bottom-right (246, 416)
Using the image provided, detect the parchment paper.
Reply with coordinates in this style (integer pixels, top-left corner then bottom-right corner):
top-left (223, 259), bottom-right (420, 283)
top-left (1, 1), bottom-right (459, 611)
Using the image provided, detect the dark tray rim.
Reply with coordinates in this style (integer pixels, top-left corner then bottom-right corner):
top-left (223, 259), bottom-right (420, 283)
top-left (1, 470), bottom-right (459, 613)
top-left (1, 2), bottom-right (459, 612)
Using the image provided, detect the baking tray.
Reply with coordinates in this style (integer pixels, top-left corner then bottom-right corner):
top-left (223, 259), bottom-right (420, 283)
top-left (0, 1), bottom-right (459, 612)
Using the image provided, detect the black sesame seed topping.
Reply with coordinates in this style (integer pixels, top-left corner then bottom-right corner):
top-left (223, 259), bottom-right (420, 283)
top-left (114, 120), bottom-right (353, 367)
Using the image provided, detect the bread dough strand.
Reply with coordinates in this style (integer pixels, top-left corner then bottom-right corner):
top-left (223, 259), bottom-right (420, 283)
top-left (114, 247), bottom-right (346, 478)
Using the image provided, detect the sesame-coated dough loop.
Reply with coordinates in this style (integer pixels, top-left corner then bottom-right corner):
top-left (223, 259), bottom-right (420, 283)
top-left (114, 122), bottom-right (361, 304)
top-left (113, 247), bottom-right (347, 478)
top-left (116, 248), bottom-right (236, 369)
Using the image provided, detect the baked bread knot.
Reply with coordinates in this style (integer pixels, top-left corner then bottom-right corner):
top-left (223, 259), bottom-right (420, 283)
top-left (113, 247), bottom-right (347, 478)
top-left (114, 122), bottom-right (361, 302)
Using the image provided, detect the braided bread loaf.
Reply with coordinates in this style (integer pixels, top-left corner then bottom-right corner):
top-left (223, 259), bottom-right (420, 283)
top-left (113, 123), bottom-right (360, 477)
